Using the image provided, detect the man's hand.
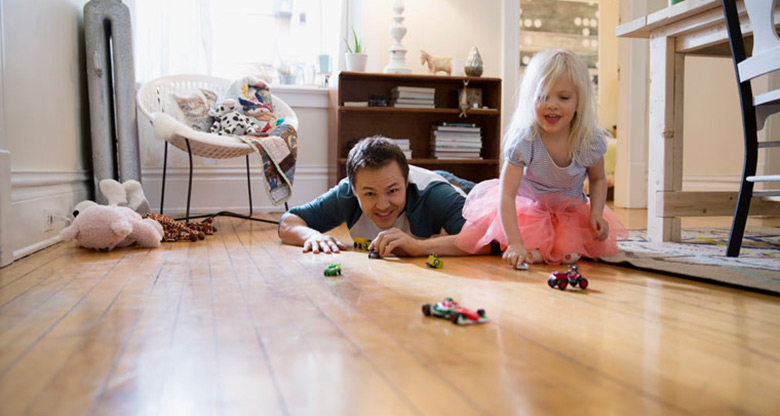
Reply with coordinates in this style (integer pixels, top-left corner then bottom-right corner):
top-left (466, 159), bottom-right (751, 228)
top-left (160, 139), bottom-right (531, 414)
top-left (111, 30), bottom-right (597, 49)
top-left (303, 234), bottom-right (347, 254)
top-left (370, 228), bottom-right (421, 257)
top-left (502, 242), bottom-right (528, 268)
top-left (590, 216), bottom-right (609, 241)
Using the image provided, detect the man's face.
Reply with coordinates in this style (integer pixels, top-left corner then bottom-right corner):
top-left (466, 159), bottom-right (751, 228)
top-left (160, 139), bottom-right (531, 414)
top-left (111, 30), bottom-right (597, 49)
top-left (351, 162), bottom-right (408, 230)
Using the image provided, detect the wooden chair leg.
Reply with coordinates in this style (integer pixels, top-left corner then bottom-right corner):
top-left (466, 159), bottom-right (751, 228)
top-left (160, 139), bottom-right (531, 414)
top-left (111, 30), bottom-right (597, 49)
top-left (727, 180), bottom-right (754, 257)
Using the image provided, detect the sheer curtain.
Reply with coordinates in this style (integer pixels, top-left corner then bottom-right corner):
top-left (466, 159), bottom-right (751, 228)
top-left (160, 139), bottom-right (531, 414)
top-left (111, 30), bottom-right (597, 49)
top-left (131, 0), bottom-right (344, 85)
top-left (133, 0), bottom-right (213, 83)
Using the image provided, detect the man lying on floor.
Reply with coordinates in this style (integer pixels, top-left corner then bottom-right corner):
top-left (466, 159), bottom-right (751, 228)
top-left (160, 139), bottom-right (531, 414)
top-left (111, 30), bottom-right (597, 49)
top-left (278, 135), bottom-right (487, 257)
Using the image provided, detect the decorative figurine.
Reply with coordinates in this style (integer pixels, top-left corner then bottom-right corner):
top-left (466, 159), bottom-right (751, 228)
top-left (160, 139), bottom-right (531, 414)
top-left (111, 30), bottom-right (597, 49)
top-left (368, 249), bottom-right (381, 259)
top-left (420, 50), bottom-right (452, 75)
top-left (426, 253), bottom-right (443, 268)
top-left (422, 297), bottom-right (489, 325)
top-left (323, 263), bottom-right (342, 276)
top-left (547, 265), bottom-right (588, 290)
top-left (353, 238), bottom-right (371, 251)
top-left (464, 47), bottom-right (484, 77)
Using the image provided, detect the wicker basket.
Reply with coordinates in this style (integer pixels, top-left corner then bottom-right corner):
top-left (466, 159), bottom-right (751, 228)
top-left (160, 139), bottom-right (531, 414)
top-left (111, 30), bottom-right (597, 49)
top-left (136, 74), bottom-right (299, 159)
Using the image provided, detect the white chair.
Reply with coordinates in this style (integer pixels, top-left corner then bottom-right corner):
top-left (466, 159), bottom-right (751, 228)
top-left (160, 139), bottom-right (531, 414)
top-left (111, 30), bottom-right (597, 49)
top-left (721, 0), bottom-right (780, 256)
top-left (136, 74), bottom-right (298, 224)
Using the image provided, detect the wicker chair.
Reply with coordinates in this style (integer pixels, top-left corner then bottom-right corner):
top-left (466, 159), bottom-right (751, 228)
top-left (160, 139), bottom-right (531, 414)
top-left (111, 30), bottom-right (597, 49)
top-left (136, 74), bottom-right (298, 224)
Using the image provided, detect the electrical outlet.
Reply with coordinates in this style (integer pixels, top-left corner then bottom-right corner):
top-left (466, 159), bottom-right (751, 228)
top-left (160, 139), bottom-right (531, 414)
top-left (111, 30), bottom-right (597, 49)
top-left (43, 209), bottom-right (55, 231)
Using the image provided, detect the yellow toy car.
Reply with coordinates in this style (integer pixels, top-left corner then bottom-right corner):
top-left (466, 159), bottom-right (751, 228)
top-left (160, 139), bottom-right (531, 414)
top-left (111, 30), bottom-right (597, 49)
top-left (353, 237), bottom-right (371, 251)
top-left (426, 254), bottom-right (443, 268)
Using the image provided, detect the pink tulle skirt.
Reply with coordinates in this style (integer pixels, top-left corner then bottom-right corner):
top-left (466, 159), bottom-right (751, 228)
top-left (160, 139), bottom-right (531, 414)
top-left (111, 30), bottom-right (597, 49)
top-left (455, 179), bottom-right (628, 264)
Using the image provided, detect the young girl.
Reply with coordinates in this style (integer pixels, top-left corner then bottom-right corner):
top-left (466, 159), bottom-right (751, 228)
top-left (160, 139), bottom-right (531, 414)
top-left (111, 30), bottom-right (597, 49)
top-left (456, 49), bottom-right (626, 266)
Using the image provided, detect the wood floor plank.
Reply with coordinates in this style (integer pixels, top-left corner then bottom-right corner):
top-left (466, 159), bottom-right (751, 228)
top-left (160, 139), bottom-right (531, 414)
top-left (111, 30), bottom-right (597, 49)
top-left (0, 243), bottom-right (67, 288)
top-left (0, 248), bottom-right (162, 416)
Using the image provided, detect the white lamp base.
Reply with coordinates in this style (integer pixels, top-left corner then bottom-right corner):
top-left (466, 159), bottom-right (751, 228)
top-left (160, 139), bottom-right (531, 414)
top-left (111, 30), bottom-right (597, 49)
top-left (383, 48), bottom-right (411, 74)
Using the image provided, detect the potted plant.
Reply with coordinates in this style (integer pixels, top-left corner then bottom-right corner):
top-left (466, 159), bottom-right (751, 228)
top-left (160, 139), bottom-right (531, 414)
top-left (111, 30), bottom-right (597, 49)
top-left (344, 27), bottom-right (367, 72)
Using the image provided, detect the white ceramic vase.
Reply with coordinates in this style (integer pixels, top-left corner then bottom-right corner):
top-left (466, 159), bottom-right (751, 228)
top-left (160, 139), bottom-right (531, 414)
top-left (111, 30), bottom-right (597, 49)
top-left (345, 53), bottom-right (368, 72)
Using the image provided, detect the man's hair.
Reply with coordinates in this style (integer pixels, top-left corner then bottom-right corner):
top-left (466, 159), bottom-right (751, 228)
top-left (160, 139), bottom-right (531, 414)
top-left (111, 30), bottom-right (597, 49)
top-left (346, 136), bottom-right (410, 186)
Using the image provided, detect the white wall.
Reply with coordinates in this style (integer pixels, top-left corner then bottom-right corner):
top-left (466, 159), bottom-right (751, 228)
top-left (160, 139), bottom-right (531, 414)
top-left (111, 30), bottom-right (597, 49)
top-left (682, 56), bottom-right (743, 191)
top-left (360, 0), bottom-right (503, 78)
top-left (4, 0), bottom-right (92, 260)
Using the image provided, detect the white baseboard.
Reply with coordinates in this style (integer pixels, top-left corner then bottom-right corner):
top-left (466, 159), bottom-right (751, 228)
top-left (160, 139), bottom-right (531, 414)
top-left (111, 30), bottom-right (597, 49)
top-left (140, 165), bottom-right (330, 217)
top-left (10, 170), bottom-right (91, 260)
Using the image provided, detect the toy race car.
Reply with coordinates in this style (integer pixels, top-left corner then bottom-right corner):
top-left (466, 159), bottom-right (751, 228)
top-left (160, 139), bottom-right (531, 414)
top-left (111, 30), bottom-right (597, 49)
top-left (421, 297), bottom-right (488, 325)
top-left (353, 238), bottom-right (371, 251)
top-left (426, 254), bottom-right (443, 268)
top-left (547, 265), bottom-right (588, 290)
top-left (323, 263), bottom-right (342, 276)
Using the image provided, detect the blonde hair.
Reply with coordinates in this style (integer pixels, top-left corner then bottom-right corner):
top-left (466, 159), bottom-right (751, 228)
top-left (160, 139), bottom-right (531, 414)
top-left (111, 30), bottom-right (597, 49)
top-left (504, 49), bottom-right (599, 165)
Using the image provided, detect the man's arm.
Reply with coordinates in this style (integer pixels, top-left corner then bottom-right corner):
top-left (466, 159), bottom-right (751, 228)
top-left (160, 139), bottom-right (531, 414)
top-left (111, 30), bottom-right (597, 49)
top-left (370, 228), bottom-right (490, 257)
top-left (279, 213), bottom-right (348, 253)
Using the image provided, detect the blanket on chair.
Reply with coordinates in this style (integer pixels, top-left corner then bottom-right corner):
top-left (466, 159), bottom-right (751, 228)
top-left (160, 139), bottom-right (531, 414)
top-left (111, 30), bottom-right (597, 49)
top-left (238, 124), bottom-right (297, 205)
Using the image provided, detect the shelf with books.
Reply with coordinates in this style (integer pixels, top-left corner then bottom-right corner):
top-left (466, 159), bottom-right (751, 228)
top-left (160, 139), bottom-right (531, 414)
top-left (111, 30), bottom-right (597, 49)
top-left (331, 71), bottom-right (502, 184)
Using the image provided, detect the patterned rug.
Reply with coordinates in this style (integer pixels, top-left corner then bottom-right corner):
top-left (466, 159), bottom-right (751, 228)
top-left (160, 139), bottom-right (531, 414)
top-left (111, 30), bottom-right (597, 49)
top-left (601, 228), bottom-right (780, 293)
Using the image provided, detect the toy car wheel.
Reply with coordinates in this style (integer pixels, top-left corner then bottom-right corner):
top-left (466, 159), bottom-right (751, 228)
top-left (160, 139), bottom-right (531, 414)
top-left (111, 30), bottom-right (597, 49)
top-left (578, 277), bottom-right (589, 289)
top-left (557, 280), bottom-right (568, 290)
top-left (477, 309), bottom-right (486, 317)
top-left (450, 312), bottom-right (462, 324)
top-left (434, 259), bottom-right (441, 267)
top-left (422, 304), bottom-right (432, 316)
top-left (547, 278), bottom-right (556, 288)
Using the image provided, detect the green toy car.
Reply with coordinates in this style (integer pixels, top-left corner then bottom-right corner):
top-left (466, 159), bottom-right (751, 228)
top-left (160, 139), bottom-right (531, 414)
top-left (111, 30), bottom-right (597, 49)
top-left (323, 263), bottom-right (342, 276)
top-left (426, 254), bottom-right (443, 268)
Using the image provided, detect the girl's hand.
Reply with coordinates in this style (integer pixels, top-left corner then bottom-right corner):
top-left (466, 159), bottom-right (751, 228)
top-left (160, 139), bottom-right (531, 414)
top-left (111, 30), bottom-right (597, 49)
top-left (502, 243), bottom-right (528, 268)
top-left (303, 234), bottom-right (347, 254)
top-left (590, 216), bottom-right (609, 241)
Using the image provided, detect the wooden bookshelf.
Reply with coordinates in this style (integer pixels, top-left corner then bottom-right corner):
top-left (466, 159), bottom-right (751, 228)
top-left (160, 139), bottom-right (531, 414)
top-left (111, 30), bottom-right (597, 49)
top-left (332, 71), bottom-right (502, 183)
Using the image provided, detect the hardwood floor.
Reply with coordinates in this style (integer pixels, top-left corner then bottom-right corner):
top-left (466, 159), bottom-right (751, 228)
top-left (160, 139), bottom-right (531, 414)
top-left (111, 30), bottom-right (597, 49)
top-left (1, 212), bottom-right (778, 415)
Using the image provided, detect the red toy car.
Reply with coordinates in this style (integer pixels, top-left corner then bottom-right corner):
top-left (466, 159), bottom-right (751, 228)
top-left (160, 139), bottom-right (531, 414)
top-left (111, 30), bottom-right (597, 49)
top-left (422, 297), bottom-right (489, 325)
top-left (547, 265), bottom-right (588, 290)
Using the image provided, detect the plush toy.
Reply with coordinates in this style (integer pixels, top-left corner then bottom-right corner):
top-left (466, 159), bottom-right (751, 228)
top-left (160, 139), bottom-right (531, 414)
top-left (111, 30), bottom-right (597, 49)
top-left (209, 99), bottom-right (264, 136)
top-left (60, 205), bottom-right (164, 251)
top-left (98, 179), bottom-right (151, 214)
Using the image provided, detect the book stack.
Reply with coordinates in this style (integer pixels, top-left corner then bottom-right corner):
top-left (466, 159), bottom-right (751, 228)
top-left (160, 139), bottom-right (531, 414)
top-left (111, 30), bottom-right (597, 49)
top-left (389, 86), bottom-right (435, 108)
top-left (430, 123), bottom-right (482, 160)
top-left (390, 138), bottom-right (412, 159)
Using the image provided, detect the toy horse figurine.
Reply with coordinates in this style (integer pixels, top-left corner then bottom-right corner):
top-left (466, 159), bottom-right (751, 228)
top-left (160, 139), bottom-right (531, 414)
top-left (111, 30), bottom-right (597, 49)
top-left (420, 50), bottom-right (452, 75)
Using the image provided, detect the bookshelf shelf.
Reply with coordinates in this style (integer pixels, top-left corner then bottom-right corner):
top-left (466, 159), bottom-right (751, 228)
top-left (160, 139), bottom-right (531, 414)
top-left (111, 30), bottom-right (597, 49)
top-left (331, 71), bottom-right (502, 183)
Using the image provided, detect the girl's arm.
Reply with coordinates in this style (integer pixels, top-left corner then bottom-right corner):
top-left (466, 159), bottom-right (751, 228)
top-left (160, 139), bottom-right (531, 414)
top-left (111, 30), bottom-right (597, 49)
top-left (498, 162), bottom-right (527, 266)
top-left (586, 158), bottom-right (609, 241)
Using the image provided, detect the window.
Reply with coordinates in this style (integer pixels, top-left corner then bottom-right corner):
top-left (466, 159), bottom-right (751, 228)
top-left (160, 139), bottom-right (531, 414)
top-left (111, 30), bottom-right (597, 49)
top-left (132, 0), bottom-right (341, 85)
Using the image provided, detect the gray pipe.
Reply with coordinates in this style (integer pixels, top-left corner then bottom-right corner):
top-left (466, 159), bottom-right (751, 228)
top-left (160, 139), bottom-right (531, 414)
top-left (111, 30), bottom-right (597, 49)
top-left (84, 0), bottom-right (140, 204)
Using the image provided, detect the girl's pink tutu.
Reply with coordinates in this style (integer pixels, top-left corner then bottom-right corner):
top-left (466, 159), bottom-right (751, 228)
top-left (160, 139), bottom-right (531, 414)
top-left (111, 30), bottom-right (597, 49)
top-left (456, 179), bottom-right (627, 264)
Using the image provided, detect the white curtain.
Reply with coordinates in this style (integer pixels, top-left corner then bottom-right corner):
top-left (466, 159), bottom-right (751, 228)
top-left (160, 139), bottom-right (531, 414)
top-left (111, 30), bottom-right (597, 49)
top-left (133, 0), bottom-right (213, 83)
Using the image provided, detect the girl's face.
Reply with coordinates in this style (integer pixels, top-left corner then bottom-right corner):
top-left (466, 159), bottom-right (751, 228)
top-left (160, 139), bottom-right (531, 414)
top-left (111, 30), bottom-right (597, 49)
top-left (535, 76), bottom-right (578, 139)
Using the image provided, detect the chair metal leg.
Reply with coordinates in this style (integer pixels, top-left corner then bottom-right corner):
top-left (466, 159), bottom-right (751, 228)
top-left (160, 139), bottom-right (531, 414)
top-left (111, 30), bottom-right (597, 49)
top-left (185, 139), bottom-right (194, 223)
top-left (246, 155), bottom-right (253, 217)
top-left (160, 141), bottom-right (168, 215)
top-left (173, 144), bottom-right (280, 226)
